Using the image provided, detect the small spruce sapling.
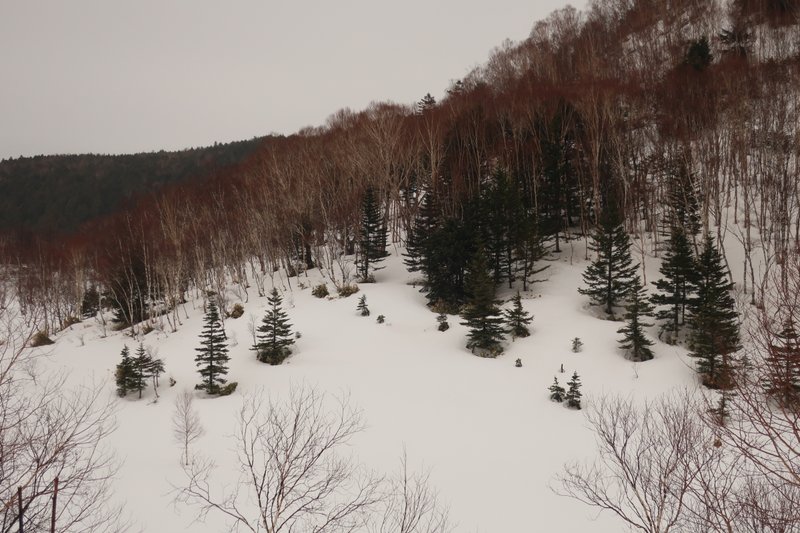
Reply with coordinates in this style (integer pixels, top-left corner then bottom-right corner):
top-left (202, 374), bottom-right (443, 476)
top-left (437, 313), bottom-right (450, 332)
top-left (515, 358), bottom-right (522, 368)
top-left (115, 345), bottom-right (133, 397)
top-left (376, 314), bottom-right (385, 324)
top-left (194, 301), bottom-right (230, 395)
top-left (549, 377), bottom-right (566, 402)
top-left (571, 337), bottom-right (583, 353)
top-left (565, 372), bottom-right (582, 409)
top-left (253, 288), bottom-right (295, 365)
top-left (504, 291), bottom-right (532, 339)
top-left (132, 343), bottom-right (154, 399)
top-left (357, 295), bottom-right (370, 317)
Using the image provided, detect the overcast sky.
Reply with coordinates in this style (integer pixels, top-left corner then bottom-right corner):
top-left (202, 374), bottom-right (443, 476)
top-left (0, 0), bottom-right (584, 159)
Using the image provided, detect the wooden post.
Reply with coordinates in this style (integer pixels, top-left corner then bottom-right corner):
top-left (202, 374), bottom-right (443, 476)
top-left (50, 477), bottom-right (58, 533)
top-left (17, 486), bottom-right (23, 533)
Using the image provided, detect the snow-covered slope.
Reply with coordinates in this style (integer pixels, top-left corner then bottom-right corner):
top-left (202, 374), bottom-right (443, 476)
top-left (40, 238), bottom-right (702, 532)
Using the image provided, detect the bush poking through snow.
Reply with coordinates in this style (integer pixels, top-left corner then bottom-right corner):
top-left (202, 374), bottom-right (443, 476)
top-left (566, 372), bottom-right (582, 409)
top-left (376, 314), bottom-right (385, 324)
top-left (30, 331), bottom-right (54, 347)
top-left (228, 303), bottom-right (245, 319)
top-left (312, 283), bottom-right (329, 298)
top-left (337, 283), bottom-right (359, 297)
top-left (218, 382), bottom-right (238, 396)
top-left (515, 358), bottom-right (522, 368)
top-left (437, 313), bottom-right (450, 332)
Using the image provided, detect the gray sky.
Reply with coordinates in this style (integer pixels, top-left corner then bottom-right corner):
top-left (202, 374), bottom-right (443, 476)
top-left (0, 1), bottom-right (583, 159)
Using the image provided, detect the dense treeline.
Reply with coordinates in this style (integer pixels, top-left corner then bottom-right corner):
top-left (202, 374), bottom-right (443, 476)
top-left (2, 0), bottom-right (799, 337)
top-left (0, 138), bottom-right (262, 233)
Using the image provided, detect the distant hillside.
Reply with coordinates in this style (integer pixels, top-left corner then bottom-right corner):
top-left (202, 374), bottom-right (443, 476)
top-left (0, 138), bottom-right (263, 234)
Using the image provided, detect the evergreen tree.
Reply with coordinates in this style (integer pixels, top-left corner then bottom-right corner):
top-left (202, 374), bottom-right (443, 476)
top-left (651, 226), bottom-right (696, 340)
top-left (149, 356), bottom-right (165, 395)
top-left (253, 288), bottom-right (294, 365)
top-left (195, 301), bottom-right (230, 394)
top-left (764, 317), bottom-right (800, 406)
top-left (356, 295), bottom-right (370, 317)
top-left (504, 291), bottom-right (533, 339)
top-left (565, 371), bottom-right (582, 409)
top-left (514, 212), bottom-right (550, 292)
top-left (357, 187), bottom-right (389, 281)
top-left (549, 377), bottom-right (566, 402)
top-left (416, 93), bottom-right (436, 114)
top-left (403, 186), bottom-right (439, 274)
top-left (688, 234), bottom-right (740, 388)
top-left (617, 277), bottom-right (656, 361)
top-left (436, 312), bottom-right (449, 332)
top-left (578, 209), bottom-right (639, 318)
top-left (425, 217), bottom-right (475, 310)
top-left (481, 169), bottom-right (512, 287)
top-left (131, 343), bottom-right (153, 399)
top-left (571, 337), bottom-right (583, 353)
top-left (115, 345), bottom-right (133, 398)
top-left (461, 245), bottom-right (505, 356)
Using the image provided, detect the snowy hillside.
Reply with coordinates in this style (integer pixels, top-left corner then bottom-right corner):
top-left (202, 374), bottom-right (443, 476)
top-left (37, 237), bottom-right (704, 533)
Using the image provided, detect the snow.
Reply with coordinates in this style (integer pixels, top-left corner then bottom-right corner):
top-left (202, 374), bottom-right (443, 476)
top-left (37, 237), bottom-right (704, 532)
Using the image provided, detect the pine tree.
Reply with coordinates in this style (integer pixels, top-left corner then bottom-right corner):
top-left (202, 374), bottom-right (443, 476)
top-left (688, 234), bottom-right (740, 389)
top-left (130, 343), bottom-right (153, 399)
top-left (461, 245), bottom-right (505, 356)
top-left (651, 226), bottom-right (696, 340)
top-left (617, 277), bottom-right (655, 361)
top-left (764, 317), bottom-right (800, 407)
top-left (149, 356), bottom-right (165, 396)
top-left (253, 288), bottom-right (294, 365)
top-left (514, 213), bottom-right (550, 292)
top-left (195, 301), bottom-right (230, 395)
top-left (571, 337), bottom-right (583, 353)
top-left (579, 209), bottom-right (639, 318)
top-left (115, 345), bottom-right (133, 398)
top-left (403, 186), bottom-right (439, 275)
top-left (565, 372), bottom-right (582, 409)
top-left (549, 377), bottom-right (566, 402)
top-left (436, 312), bottom-right (449, 332)
top-left (357, 187), bottom-right (389, 281)
top-left (356, 295), bottom-right (370, 317)
top-left (504, 291), bottom-right (533, 339)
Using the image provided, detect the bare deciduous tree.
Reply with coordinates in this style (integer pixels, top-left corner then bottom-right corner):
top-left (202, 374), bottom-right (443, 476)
top-left (175, 386), bottom-right (382, 533)
top-left (556, 393), bottom-right (714, 533)
top-left (172, 390), bottom-right (204, 466)
top-left (369, 451), bottom-right (451, 533)
top-left (0, 307), bottom-right (125, 533)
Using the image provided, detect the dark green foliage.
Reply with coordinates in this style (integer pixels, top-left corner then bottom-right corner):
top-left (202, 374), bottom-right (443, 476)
top-left (253, 288), bottom-right (294, 365)
top-left (312, 283), bottom-right (329, 298)
top-left (481, 169), bottom-right (514, 286)
top-left (416, 93), bottom-right (436, 114)
top-left (549, 377), bottom-right (566, 402)
top-left (618, 277), bottom-right (655, 362)
top-left (461, 245), bottom-right (505, 356)
top-left (579, 210), bottom-right (639, 317)
top-left (81, 286), bottom-right (101, 319)
top-left (357, 187), bottom-right (389, 281)
top-left (131, 343), bottom-right (153, 399)
top-left (514, 213), bottom-right (550, 292)
top-left (572, 337), bottom-right (583, 353)
top-left (688, 234), bottom-right (740, 389)
top-left (403, 185), bottom-right (439, 274)
top-left (515, 358), bottom-right (522, 367)
top-left (376, 314), bottom-right (385, 324)
top-left (115, 345), bottom-right (133, 398)
top-left (565, 372), bottom-right (582, 409)
top-left (651, 227), bottom-right (696, 340)
top-left (504, 291), bottom-right (532, 339)
top-left (0, 139), bottom-right (262, 233)
top-left (337, 284), bottom-right (359, 297)
top-left (424, 217), bottom-right (475, 310)
top-left (218, 382), bottom-right (238, 396)
top-left (149, 356), bottom-right (165, 392)
top-left (195, 301), bottom-right (230, 394)
top-left (763, 318), bottom-right (800, 407)
top-left (684, 36), bottom-right (713, 70)
top-left (357, 295), bottom-right (370, 317)
top-left (436, 313), bottom-right (450, 332)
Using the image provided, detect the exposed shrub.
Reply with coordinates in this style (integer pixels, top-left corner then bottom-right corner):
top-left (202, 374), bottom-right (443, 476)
top-left (229, 303), bottom-right (245, 319)
top-left (359, 274), bottom-right (376, 284)
top-left (30, 331), bottom-right (54, 347)
top-left (218, 382), bottom-right (238, 396)
top-left (376, 315), bottom-right (385, 324)
top-left (337, 283), bottom-right (359, 298)
top-left (62, 315), bottom-right (81, 329)
top-left (312, 283), bottom-right (329, 298)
